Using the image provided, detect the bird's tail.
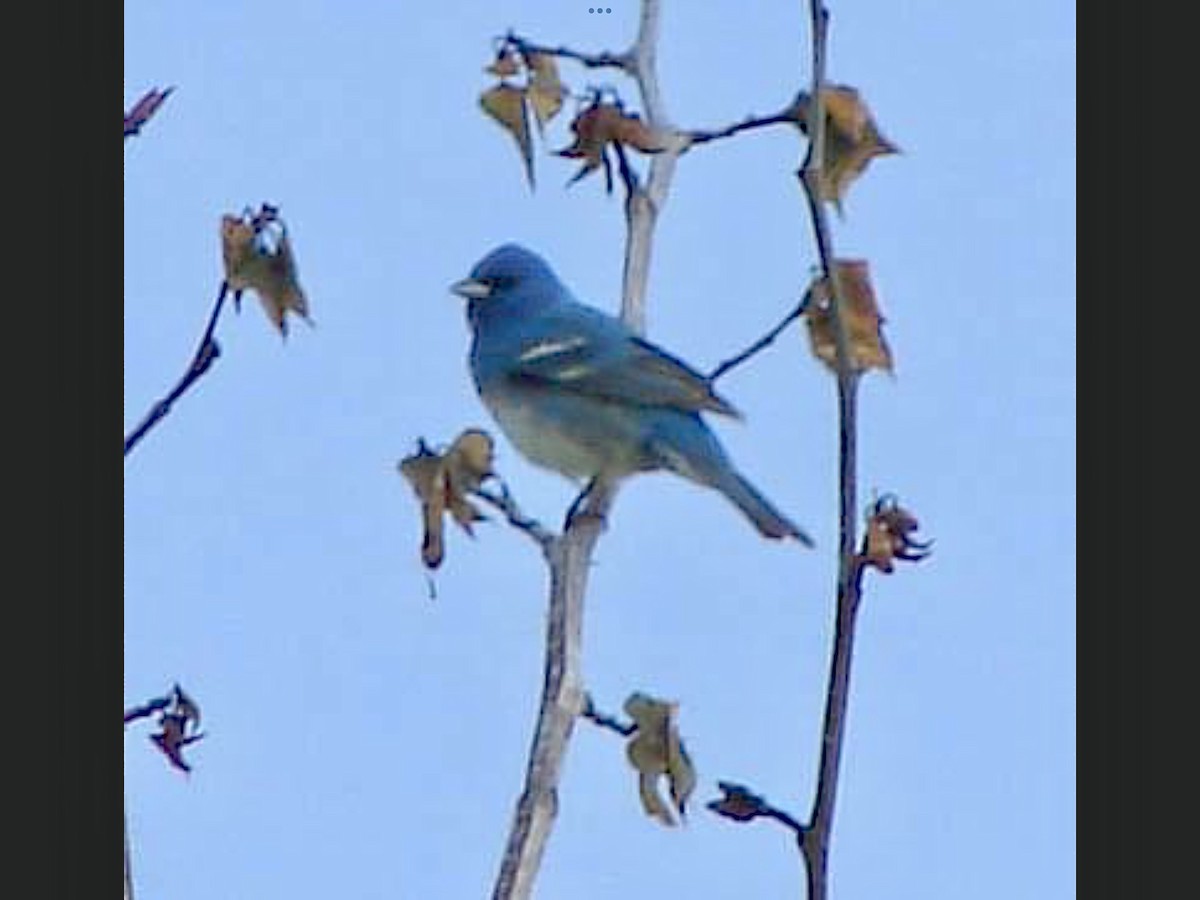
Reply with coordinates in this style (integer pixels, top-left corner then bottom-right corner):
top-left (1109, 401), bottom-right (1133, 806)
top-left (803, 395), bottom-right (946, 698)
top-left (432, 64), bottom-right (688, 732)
top-left (708, 467), bottom-right (814, 546)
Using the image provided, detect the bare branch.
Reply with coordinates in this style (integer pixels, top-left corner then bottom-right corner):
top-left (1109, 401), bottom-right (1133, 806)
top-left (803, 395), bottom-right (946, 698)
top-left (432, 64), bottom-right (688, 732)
top-left (685, 109), bottom-right (796, 149)
top-left (620, 0), bottom-right (686, 333)
top-left (124, 282), bottom-right (230, 458)
top-left (581, 695), bottom-right (637, 737)
top-left (710, 296), bottom-right (809, 381)
top-left (505, 34), bottom-right (632, 72)
top-left (796, 5), bottom-right (867, 899)
top-left (473, 481), bottom-right (557, 554)
top-left (123, 693), bottom-right (174, 726)
top-left (490, 505), bottom-right (604, 900)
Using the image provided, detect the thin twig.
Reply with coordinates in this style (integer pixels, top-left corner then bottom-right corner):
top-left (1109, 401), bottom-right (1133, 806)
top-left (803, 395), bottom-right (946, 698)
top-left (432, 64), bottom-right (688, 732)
top-left (796, 4), bottom-right (866, 900)
top-left (473, 482), bottom-right (557, 554)
top-left (123, 694), bottom-right (173, 725)
top-left (124, 282), bottom-right (230, 458)
top-left (686, 110), bottom-right (796, 149)
top-left (580, 695), bottom-right (636, 737)
top-left (708, 780), bottom-right (807, 840)
top-left (124, 87), bottom-right (174, 140)
top-left (490, 4), bottom-right (675, 897)
top-left (507, 35), bottom-right (632, 72)
top-left (709, 297), bottom-right (808, 382)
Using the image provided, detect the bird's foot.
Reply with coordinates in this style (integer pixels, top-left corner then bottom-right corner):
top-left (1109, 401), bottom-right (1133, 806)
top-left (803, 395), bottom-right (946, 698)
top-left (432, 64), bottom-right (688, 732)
top-left (564, 478), bottom-right (607, 532)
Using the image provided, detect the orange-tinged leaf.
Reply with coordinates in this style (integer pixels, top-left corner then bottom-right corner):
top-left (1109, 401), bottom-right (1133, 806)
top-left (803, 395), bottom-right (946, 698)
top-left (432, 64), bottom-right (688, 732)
top-left (398, 429), bottom-right (496, 570)
top-left (791, 85), bottom-right (899, 215)
top-left (443, 429), bottom-right (495, 533)
top-left (557, 102), bottom-right (662, 190)
top-left (859, 495), bottom-right (932, 574)
top-left (609, 112), bottom-right (666, 154)
top-left (525, 52), bottom-right (567, 129)
top-left (398, 445), bottom-right (450, 569)
top-left (219, 211), bottom-right (311, 338)
top-left (480, 84), bottom-right (535, 188)
top-left (804, 259), bottom-right (894, 375)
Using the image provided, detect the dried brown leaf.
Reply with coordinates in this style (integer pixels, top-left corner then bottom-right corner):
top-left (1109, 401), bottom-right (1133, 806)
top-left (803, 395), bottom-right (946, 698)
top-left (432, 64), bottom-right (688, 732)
top-left (624, 693), bottom-right (696, 827)
top-left (443, 429), bottom-right (495, 533)
top-left (219, 212), bottom-right (311, 338)
top-left (557, 102), bottom-right (663, 188)
top-left (525, 53), bottom-right (567, 130)
top-left (480, 84), bottom-right (535, 188)
top-left (707, 782), bottom-right (767, 823)
top-left (398, 430), bottom-right (496, 570)
top-left (859, 496), bottom-right (932, 573)
top-left (398, 445), bottom-right (451, 569)
top-left (791, 85), bottom-right (899, 215)
top-left (804, 259), bottom-right (894, 375)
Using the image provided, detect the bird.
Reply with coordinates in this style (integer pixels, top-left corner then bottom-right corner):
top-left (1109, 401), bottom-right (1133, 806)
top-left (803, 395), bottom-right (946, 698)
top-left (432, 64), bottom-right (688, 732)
top-left (450, 244), bottom-right (813, 545)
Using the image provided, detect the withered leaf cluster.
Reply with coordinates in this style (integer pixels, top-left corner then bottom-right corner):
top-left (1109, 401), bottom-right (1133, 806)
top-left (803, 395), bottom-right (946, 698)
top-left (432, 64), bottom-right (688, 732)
top-left (804, 259), bottom-right (894, 376)
top-left (556, 98), bottom-right (665, 192)
top-left (789, 84), bottom-right (898, 215)
top-left (859, 495), bottom-right (932, 574)
top-left (146, 684), bottom-right (204, 774)
top-left (220, 204), bottom-right (312, 338)
top-left (398, 429), bottom-right (496, 570)
top-left (623, 692), bottom-right (696, 827)
top-left (479, 46), bottom-right (569, 187)
top-left (707, 780), bottom-right (771, 823)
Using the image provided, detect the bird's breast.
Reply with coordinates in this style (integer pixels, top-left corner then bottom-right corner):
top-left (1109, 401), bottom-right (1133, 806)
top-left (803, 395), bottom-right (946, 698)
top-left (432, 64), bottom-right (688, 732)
top-left (479, 380), bottom-right (649, 482)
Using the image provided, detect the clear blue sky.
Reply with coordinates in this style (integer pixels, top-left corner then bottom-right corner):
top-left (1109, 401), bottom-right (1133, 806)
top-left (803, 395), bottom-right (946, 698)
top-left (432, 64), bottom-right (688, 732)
top-left (125, 2), bottom-right (1075, 898)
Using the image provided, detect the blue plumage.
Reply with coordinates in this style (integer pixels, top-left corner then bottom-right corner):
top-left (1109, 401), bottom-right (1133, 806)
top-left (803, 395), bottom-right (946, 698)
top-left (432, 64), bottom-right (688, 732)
top-left (451, 244), bottom-right (812, 545)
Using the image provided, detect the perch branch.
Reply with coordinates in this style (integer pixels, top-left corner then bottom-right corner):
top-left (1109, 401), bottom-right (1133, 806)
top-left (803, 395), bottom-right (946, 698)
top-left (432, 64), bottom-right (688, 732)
top-left (490, 3), bottom-right (679, 897)
top-left (123, 282), bottom-right (230, 458)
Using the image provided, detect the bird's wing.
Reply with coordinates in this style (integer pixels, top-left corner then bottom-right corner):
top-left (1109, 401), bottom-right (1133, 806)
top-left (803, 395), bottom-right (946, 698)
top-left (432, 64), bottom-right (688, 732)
top-left (504, 308), bottom-right (741, 418)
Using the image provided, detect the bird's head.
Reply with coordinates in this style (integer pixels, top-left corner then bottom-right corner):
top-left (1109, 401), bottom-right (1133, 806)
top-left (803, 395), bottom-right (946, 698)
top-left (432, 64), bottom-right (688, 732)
top-left (450, 244), bottom-right (563, 324)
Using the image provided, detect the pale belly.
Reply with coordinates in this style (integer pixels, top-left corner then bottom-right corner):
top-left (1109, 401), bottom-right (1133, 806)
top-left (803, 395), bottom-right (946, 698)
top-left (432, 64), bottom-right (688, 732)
top-left (480, 382), bottom-right (650, 482)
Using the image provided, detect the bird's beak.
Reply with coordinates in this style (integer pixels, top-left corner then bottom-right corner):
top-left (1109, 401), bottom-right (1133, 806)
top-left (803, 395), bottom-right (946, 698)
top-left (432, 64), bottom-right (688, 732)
top-left (450, 277), bottom-right (493, 300)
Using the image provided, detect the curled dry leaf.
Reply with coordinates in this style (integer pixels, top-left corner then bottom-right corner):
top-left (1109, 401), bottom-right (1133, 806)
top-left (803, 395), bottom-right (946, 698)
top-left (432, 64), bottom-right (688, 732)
top-left (804, 259), bottom-right (894, 375)
top-left (791, 84), bottom-right (899, 215)
top-left (707, 781), bottom-right (768, 823)
top-left (443, 428), bottom-right (496, 530)
top-left (557, 101), bottom-right (665, 190)
top-left (220, 208), bottom-right (311, 338)
top-left (525, 52), bottom-right (567, 130)
top-left (148, 685), bottom-right (205, 774)
top-left (398, 430), bottom-right (496, 570)
top-left (623, 692), bottom-right (696, 828)
top-left (859, 495), bottom-right (932, 574)
top-left (480, 83), bottom-right (535, 189)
